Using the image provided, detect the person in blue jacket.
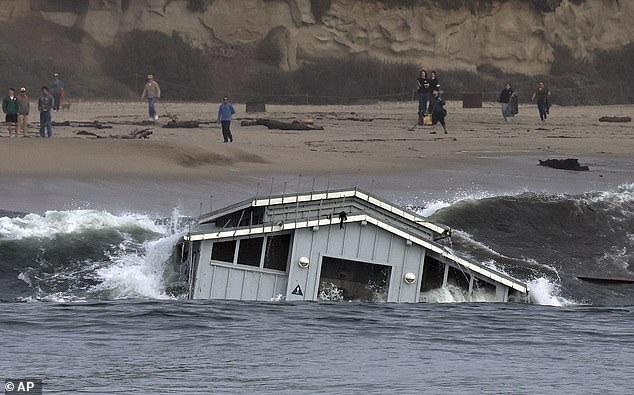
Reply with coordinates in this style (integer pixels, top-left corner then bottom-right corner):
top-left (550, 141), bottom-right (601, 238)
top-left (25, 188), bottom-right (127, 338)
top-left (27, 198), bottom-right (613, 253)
top-left (217, 96), bottom-right (236, 143)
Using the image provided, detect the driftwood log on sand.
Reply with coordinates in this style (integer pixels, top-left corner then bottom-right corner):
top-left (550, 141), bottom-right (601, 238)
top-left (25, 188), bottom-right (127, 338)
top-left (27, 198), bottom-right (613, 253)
top-left (240, 119), bottom-right (324, 131)
top-left (539, 158), bottom-right (589, 171)
top-left (598, 116), bottom-right (631, 122)
top-left (109, 128), bottom-right (153, 139)
top-left (163, 120), bottom-right (200, 128)
top-left (52, 121), bottom-right (112, 129)
top-left (75, 130), bottom-right (103, 138)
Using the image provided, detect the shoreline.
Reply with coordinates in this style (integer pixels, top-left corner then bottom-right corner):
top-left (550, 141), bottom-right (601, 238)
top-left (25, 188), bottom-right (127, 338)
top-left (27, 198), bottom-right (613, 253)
top-left (1, 101), bottom-right (632, 215)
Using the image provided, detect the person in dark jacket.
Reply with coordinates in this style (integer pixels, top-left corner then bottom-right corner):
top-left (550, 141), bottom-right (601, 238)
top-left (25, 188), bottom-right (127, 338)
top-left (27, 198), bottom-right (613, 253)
top-left (416, 69), bottom-right (431, 124)
top-left (2, 88), bottom-right (19, 137)
top-left (498, 82), bottom-right (514, 121)
top-left (531, 81), bottom-right (550, 121)
top-left (427, 89), bottom-right (447, 134)
top-left (38, 86), bottom-right (54, 137)
top-left (430, 70), bottom-right (440, 92)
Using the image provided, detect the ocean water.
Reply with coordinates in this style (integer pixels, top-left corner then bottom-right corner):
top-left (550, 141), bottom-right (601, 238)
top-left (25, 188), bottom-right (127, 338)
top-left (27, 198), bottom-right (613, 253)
top-left (2, 185), bottom-right (634, 393)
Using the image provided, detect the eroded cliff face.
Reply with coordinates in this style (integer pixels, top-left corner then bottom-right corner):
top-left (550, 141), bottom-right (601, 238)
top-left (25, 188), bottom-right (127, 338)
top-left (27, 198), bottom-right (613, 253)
top-left (2, 0), bottom-right (633, 75)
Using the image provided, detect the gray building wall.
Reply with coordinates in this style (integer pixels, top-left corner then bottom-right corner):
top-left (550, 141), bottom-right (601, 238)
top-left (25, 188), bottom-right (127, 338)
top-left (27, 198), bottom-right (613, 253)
top-left (286, 222), bottom-right (426, 302)
top-left (192, 239), bottom-right (287, 300)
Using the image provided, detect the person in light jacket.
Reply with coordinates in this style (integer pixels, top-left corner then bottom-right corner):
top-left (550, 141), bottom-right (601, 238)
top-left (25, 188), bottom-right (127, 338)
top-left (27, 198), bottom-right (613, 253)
top-left (141, 74), bottom-right (161, 121)
top-left (17, 87), bottom-right (30, 136)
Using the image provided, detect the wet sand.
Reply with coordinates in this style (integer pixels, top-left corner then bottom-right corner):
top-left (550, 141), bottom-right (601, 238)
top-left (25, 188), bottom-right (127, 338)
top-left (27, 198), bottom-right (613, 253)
top-left (0, 101), bottom-right (632, 215)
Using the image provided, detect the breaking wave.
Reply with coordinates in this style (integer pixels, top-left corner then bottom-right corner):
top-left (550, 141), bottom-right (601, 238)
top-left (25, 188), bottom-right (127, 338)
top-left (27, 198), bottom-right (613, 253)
top-left (0, 209), bottom-right (188, 302)
top-left (2, 184), bottom-right (633, 305)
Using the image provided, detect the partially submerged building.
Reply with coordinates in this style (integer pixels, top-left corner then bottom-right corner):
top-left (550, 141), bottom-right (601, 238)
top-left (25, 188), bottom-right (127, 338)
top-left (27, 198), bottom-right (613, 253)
top-left (182, 189), bottom-right (529, 303)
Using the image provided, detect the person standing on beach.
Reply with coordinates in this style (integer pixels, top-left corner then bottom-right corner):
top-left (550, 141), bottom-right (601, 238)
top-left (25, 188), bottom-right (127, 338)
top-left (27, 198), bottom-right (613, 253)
top-left (416, 69), bottom-right (431, 125)
top-left (430, 71), bottom-right (440, 92)
top-left (50, 73), bottom-right (64, 112)
top-left (531, 81), bottom-right (550, 121)
top-left (38, 86), bottom-right (54, 138)
top-left (499, 82), bottom-right (515, 121)
top-left (217, 96), bottom-right (236, 143)
top-left (427, 89), bottom-right (447, 134)
top-left (2, 88), bottom-right (19, 137)
top-left (141, 74), bottom-right (161, 121)
top-left (17, 87), bottom-right (30, 137)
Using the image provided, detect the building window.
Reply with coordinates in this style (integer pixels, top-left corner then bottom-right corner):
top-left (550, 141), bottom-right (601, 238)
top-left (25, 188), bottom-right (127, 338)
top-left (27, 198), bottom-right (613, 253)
top-left (215, 207), bottom-right (265, 228)
top-left (211, 240), bottom-right (236, 263)
top-left (237, 238), bottom-right (264, 267)
top-left (263, 234), bottom-right (291, 271)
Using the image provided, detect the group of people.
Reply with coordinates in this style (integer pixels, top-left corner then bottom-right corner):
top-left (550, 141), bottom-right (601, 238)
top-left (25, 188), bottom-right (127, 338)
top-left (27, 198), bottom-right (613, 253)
top-left (416, 69), bottom-right (447, 134)
top-left (2, 73), bottom-right (65, 138)
top-left (415, 69), bottom-right (552, 129)
top-left (140, 73), bottom-right (236, 142)
top-left (498, 81), bottom-right (550, 122)
top-left (6, 71), bottom-right (553, 142)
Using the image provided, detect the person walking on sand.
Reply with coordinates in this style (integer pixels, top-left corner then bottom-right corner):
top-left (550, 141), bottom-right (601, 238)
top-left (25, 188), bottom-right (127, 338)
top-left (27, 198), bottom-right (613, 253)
top-left (531, 81), bottom-right (550, 122)
top-left (416, 69), bottom-right (431, 125)
top-left (38, 86), bottom-right (54, 138)
top-left (2, 88), bottom-right (19, 137)
top-left (17, 87), bottom-right (30, 137)
top-left (427, 89), bottom-right (447, 134)
top-left (217, 96), bottom-right (235, 143)
top-left (50, 73), bottom-right (65, 112)
top-left (499, 82), bottom-right (515, 122)
top-left (141, 74), bottom-right (161, 121)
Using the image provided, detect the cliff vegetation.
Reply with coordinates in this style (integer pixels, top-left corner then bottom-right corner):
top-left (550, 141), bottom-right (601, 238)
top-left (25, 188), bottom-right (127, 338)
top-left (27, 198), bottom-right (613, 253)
top-left (0, 0), bottom-right (631, 105)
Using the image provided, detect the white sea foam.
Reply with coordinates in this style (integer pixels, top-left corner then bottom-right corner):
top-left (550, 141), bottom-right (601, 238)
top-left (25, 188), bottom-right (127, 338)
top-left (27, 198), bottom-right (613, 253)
top-left (527, 277), bottom-right (579, 306)
top-left (17, 271), bottom-right (32, 287)
top-left (90, 208), bottom-right (187, 299)
top-left (418, 200), bottom-right (452, 217)
top-left (419, 284), bottom-right (498, 303)
top-left (404, 189), bottom-right (496, 218)
top-left (0, 209), bottom-right (165, 240)
top-left (91, 233), bottom-right (182, 299)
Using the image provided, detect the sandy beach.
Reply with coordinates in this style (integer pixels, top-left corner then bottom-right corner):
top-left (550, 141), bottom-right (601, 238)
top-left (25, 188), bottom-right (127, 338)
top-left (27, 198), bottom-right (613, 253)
top-left (1, 101), bottom-right (632, 215)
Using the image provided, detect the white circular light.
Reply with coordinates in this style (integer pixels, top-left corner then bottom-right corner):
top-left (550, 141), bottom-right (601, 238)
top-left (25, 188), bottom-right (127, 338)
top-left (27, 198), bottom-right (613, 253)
top-left (298, 256), bottom-right (310, 268)
top-left (404, 272), bottom-right (416, 284)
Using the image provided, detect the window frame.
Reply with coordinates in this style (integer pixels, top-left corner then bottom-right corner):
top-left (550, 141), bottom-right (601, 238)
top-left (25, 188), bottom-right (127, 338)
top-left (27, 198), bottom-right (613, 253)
top-left (209, 233), bottom-right (292, 273)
